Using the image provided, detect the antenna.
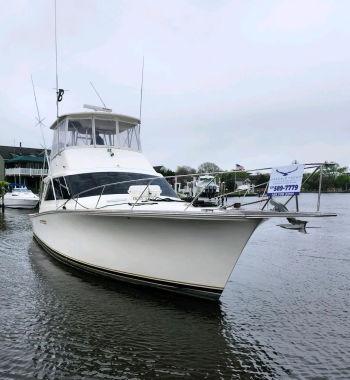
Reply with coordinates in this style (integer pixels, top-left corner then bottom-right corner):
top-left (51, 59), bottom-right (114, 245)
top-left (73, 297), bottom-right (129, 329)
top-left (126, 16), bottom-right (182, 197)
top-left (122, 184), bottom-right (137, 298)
top-left (89, 81), bottom-right (108, 109)
top-left (31, 75), bottom-right (46, 147)
top-left (30, 75), bottom-right (51, 176)
top-left (54, 0), bottom-right (59, 119)
top-left (83, 104), bottom-right (112, 113)
top-left (139, 56), bottom-right (145, 123)
top-left (31, 75), bottom-right (43, 127)
top-left (54, 0), bottom-right (66, 118)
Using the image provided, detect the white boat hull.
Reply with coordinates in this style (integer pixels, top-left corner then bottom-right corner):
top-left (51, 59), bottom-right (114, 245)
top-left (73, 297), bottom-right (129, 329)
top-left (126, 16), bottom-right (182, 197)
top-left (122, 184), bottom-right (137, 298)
top-left (31, 211), bottom-right (262, 300)
top-left (2, 198), bottom-right (39, 209)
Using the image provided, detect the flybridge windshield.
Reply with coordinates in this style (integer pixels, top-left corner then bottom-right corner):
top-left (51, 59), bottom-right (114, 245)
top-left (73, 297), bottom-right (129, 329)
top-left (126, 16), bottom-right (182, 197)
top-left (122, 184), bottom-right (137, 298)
top-left (51, 117), bottom-right (141, 157)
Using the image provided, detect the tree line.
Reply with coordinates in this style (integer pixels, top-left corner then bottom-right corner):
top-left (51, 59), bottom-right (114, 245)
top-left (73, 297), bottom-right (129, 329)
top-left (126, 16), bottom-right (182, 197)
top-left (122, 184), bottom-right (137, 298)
top-left (155, 162), bottom-right (350, 193)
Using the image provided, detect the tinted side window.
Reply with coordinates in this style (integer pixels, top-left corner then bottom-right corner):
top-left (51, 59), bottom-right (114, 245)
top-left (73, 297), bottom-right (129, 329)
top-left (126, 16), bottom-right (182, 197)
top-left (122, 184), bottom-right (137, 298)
top-left (45, 182), bottom-right (55, 201)
top-left (53, 177), bottom-right (70, 200)
top-left (64, 172), bottom-right (178, 199)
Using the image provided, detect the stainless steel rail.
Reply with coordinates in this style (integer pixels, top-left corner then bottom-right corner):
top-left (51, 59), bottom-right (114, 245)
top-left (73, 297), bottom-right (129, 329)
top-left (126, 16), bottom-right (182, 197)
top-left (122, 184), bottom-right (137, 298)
top-left (53, 162), bottom-right (330, 213)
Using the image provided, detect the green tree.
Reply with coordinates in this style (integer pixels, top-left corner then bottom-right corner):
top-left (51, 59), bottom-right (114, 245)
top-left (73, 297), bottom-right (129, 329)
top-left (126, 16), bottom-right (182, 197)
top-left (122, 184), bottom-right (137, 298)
top-left (198, 162), bottom-right (221, 173)
top-left (219, 171), bottom-right (251, 192)
top-left (175, 166), bottom-right (196, 176)
top-left (220, 172), bottom-right (235, 192)
top-left (335, 174), bottom-right (350, 191)
top-left (175, 166), bottom-right (196, 186)
top-left (155, 166), bottom-right (175, 177)
top-left (301, 162), bottom-right (349, 192)
top-left (0, 181), bottom-right (9, 196)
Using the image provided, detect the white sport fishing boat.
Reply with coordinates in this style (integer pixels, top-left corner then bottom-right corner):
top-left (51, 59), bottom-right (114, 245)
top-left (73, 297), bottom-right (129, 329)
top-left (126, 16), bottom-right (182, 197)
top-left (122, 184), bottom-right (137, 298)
top-left (30, 109), bottom-right (335, 300)
top-left (3, 186), bottom-right (39, 209)
top-left (194, 175), bottom-right (220, 206)
top-left (177, 175), bottom-right (220, 206)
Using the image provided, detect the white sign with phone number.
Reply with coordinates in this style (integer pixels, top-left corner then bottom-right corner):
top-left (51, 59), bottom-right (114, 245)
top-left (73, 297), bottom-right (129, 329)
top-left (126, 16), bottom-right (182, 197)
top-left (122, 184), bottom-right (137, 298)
top-left (267, 164), bottom-right (304, 196)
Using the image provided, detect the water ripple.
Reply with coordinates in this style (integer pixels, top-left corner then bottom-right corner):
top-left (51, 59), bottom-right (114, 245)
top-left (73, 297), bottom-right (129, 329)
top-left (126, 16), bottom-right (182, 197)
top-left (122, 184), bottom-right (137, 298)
top-left (0, 195), bottom-right (349, 379)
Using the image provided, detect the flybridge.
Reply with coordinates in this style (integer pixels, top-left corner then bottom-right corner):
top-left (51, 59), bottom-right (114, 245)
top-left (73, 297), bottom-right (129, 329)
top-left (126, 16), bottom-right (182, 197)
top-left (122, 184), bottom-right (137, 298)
top-left (50, 111), bottom-right (141, 158)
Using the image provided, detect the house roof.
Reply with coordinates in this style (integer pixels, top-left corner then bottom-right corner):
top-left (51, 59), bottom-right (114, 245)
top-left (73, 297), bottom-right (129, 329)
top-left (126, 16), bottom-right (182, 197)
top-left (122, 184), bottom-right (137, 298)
top-left (0, 145), bottom-right (49, 160)
top-left (5, 154), bottom-right (45, 163)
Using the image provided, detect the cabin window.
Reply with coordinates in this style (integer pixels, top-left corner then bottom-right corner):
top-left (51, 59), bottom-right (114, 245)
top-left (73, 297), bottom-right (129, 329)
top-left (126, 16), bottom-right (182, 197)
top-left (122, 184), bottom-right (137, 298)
top-left (51, 120), bottom-right (67, 157)
top-left (51, 130), bottom-right (58, 157)
top-left (44, 182), bottom-right (55, 201)
top-left (66, 119), bottom-right (93, 147)
top-left (53, 177), bottom-right (70, 199)
top-left (94, 119), bottom-right (117, 146)
top-left (64, 172), bottom-right (177, 199)
top-left (57, 120), bottom-right (66, 153)
top-left (118, 123), bottom-right (141, 151)
top-left (53, 116), bottom-right (141, 152)
top-left (43, 178), bottom-right (70, 200)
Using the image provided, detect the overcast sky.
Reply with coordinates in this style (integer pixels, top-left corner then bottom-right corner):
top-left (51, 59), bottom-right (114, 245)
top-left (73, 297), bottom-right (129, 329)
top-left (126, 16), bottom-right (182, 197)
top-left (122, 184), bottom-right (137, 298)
top-left (0, 0), bottom-right (349, 170)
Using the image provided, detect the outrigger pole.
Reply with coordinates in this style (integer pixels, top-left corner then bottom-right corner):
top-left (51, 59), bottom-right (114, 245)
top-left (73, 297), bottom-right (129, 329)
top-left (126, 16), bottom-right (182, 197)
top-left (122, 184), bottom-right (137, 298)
top-left (139, 56), bottom-right (145, 123)
top-left (54, 0), bottom-right (60, 119)
top-left (54, 0), bottom-right (65, 119)
top-left (30, 76), bottom-right (50, 170)
top-left (89, 82), bottom-right (108, 109)
top-left (30, 75), bottom-right (55, 201)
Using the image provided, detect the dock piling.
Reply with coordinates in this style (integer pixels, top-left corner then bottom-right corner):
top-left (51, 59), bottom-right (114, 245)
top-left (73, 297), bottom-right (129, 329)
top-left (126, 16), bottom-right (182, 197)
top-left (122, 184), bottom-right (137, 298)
top-left (0, 181), bottom-right (9, 213)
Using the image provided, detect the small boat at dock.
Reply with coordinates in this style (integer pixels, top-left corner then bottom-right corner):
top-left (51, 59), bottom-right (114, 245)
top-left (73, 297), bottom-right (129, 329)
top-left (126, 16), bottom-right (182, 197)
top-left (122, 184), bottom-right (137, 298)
top-left (2, 186), bottom-right (39, 209)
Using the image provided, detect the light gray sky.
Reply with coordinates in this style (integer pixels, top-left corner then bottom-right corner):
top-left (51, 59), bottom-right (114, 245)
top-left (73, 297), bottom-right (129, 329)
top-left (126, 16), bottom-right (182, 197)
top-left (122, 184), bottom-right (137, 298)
top-left (0, 0), bottom-right (349, 170)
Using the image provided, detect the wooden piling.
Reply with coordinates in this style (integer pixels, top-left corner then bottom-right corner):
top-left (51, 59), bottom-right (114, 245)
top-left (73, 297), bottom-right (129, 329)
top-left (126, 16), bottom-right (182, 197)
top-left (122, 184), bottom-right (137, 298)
top-left (0, 181), bottom-right (9, 213)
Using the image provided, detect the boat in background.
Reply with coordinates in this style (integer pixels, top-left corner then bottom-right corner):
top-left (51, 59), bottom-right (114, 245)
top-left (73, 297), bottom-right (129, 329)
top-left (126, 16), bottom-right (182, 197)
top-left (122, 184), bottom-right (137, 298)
top-left (234, 179), bottom-right (258, 196)
top-left (2, 186), bottom-right (39, 209)
top-left (177, 175), bottom-right (221, 206)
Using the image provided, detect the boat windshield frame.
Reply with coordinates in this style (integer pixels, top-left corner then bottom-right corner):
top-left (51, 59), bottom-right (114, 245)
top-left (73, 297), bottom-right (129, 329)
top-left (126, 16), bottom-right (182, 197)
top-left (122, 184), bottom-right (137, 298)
top-left (50, 114), bottom-right (141, 158)
top-left (47, 174), bottom-right (181, 211)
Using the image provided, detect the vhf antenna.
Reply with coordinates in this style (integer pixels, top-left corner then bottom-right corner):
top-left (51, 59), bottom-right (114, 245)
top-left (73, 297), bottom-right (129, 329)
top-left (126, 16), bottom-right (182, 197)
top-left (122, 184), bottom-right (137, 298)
top-left (139, 56), bottom-right (145, 123)
top-left (54, 0), bottom-right (59, 118)
top-left (90, 81), bottom-right (107, 109)
top-left (54, 0), bottom-right (65, 120)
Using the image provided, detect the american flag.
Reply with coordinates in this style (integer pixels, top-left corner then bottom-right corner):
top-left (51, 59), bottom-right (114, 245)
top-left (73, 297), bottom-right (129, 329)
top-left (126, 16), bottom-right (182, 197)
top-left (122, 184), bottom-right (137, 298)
top-left (236, 164), bottom-right (245, 171)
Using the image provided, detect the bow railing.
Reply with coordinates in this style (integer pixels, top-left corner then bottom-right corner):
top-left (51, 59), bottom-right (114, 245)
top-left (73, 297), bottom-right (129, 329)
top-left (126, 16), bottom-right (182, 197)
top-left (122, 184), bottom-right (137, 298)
top-left (167, 162), bottom-right (330, 212)
top-left (55, 176), bottom-right (180, 211)
top-left (53, 162), bottom-right (331, 213)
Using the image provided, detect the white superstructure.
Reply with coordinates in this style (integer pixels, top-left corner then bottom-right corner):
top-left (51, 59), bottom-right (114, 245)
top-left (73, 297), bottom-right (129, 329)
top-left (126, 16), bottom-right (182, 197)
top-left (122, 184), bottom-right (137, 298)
top-left (30, 110), bottom-right (335, 300)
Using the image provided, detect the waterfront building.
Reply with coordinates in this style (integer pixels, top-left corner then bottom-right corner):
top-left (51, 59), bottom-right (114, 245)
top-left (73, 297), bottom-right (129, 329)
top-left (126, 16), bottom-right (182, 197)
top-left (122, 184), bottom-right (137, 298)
top-left (0, 145), bottom-right (49, 192)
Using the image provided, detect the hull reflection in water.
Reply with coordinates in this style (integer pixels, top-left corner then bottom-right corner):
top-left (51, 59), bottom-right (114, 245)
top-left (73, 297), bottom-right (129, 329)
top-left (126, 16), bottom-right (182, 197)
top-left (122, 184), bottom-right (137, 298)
top-left (25, 240), bottom-right (277, 379)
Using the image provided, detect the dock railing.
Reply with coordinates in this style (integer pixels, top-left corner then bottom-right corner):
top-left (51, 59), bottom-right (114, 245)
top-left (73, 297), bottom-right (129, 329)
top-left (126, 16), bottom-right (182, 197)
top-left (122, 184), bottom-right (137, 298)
top-left (5, 167), bottom-right (48, 177)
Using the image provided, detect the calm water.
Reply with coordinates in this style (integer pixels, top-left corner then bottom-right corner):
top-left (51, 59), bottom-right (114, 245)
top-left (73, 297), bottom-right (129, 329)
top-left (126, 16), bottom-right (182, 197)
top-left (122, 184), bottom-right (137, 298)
top-left (0, 194), bottom-right (349, 379)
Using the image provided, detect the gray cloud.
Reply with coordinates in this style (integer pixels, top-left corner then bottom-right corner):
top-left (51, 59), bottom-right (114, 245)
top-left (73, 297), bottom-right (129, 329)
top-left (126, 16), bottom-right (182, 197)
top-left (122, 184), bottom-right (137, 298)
top-left (0, 0), bottom-right (349, 170)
